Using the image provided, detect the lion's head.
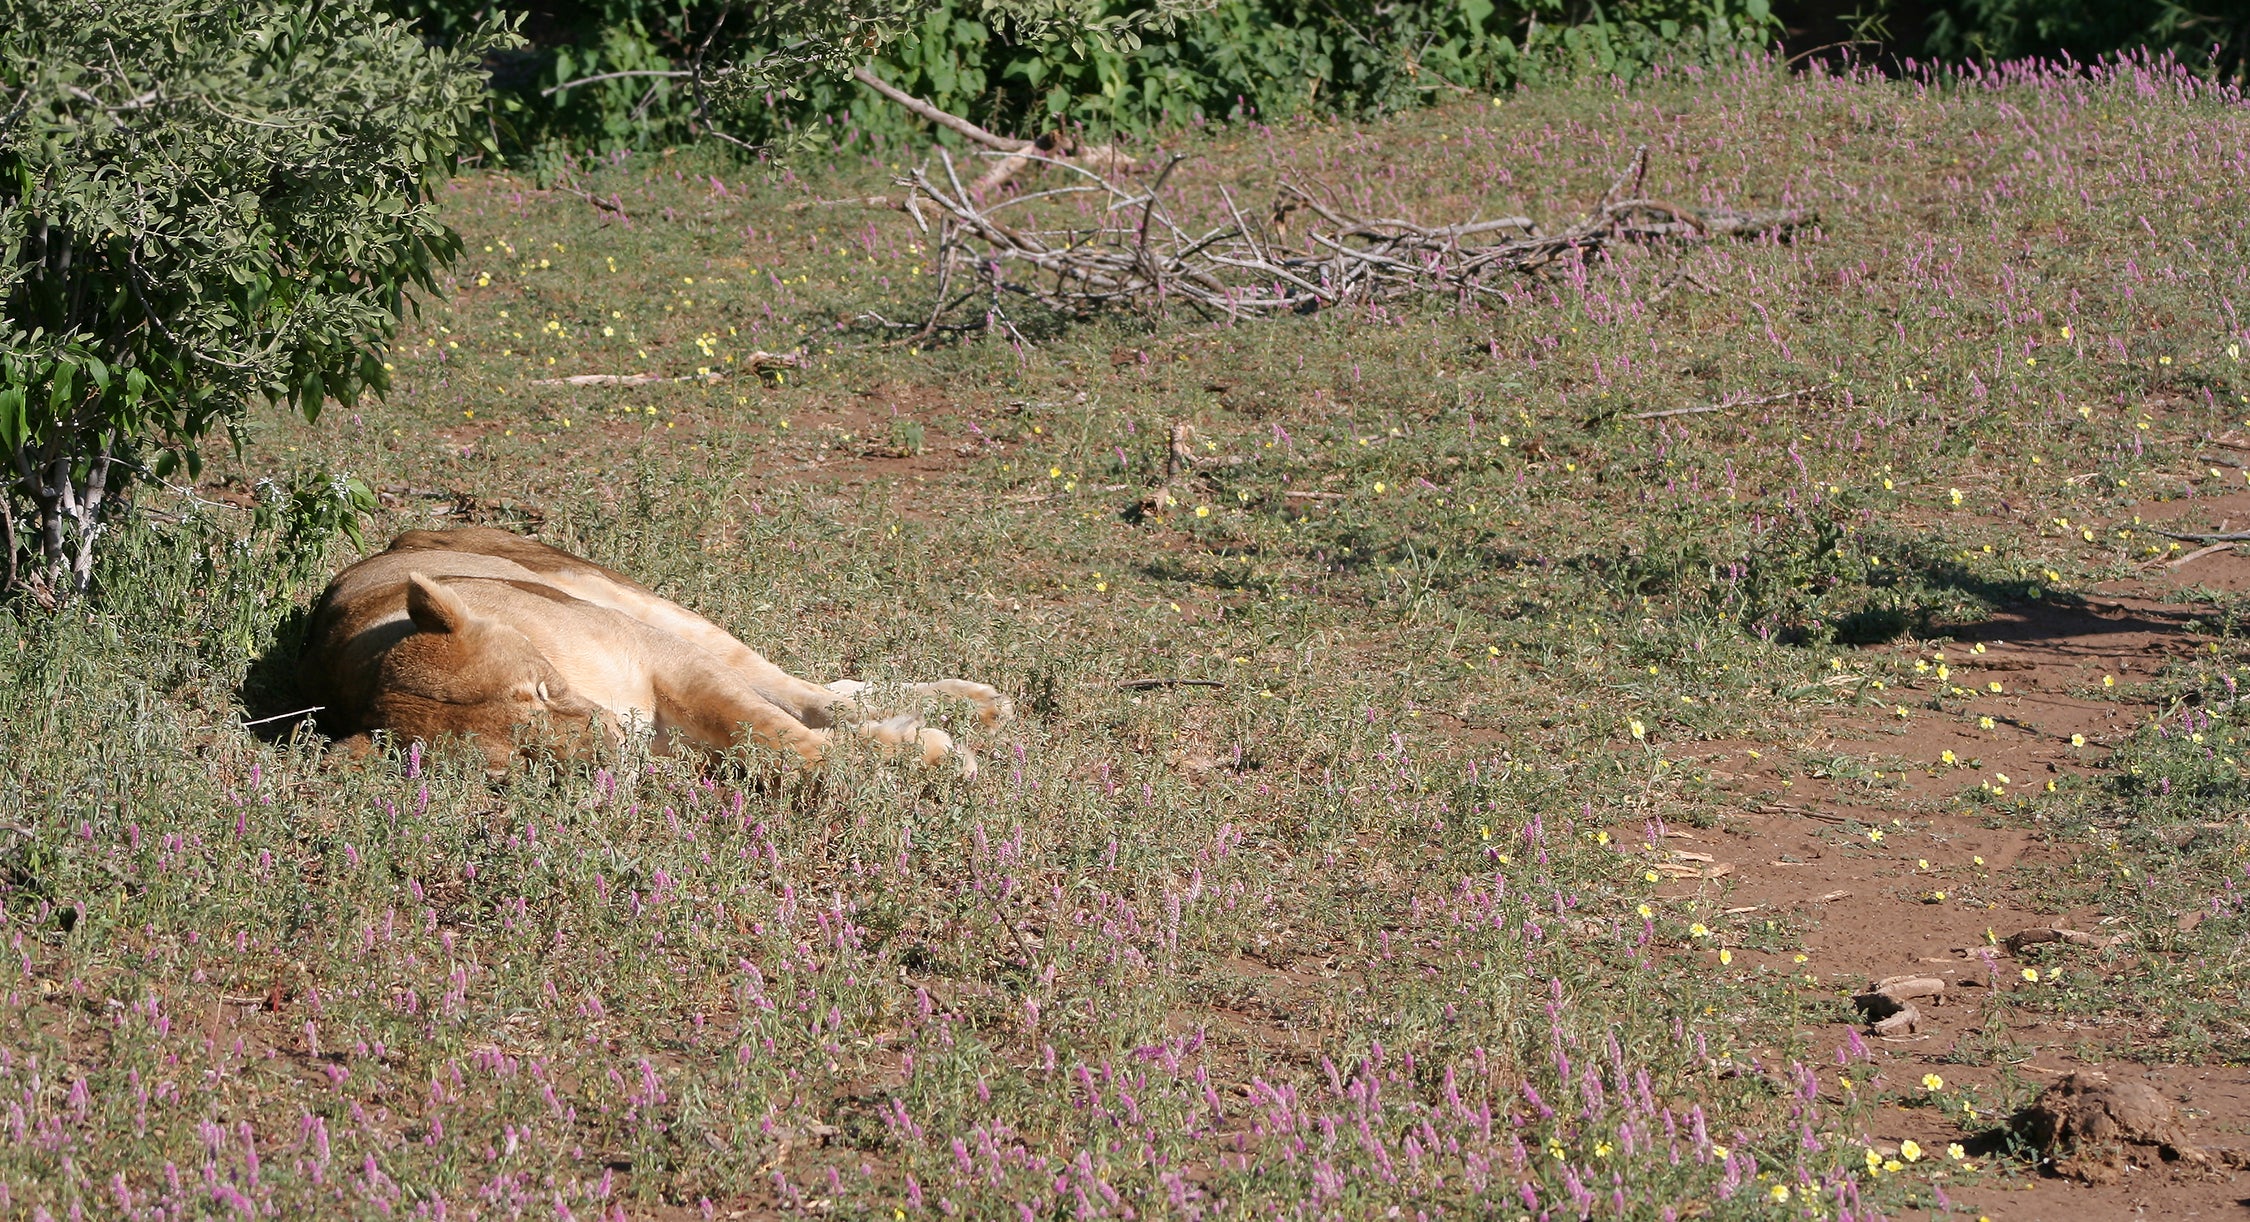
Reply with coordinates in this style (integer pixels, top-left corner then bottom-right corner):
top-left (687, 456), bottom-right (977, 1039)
top-left (364, 573), bottom-right (619, 772)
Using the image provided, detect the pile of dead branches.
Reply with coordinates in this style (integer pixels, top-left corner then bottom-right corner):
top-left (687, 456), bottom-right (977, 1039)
top-left (864, 144), bottom-right (1812, 343)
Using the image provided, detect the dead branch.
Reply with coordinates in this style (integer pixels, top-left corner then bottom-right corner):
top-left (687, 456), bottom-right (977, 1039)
top-left (549, 181), bottom-right (631, 222)
top-left (2155, 529), bottom-right (2250, 543)
top-left (531, 353), bottom-right (800, 388)
top-left (878, 143), bottom-right (1813, 338)
top-left (2166, 542), bottom-right (2239, 569)
top-left (854, 67), bottom-right (1024, 153)
top-left (1627, 385), bottom-right (1825, 421)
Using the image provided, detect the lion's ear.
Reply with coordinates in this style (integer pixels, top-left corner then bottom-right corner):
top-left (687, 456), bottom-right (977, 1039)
top-left (405, 573), bottom-right (474, 635)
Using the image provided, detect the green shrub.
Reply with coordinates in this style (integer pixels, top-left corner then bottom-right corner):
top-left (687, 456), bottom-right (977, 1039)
top-left (0, 0), bottom-right (511, 596)
top-left (388, 0), bottom-right (1779, 159)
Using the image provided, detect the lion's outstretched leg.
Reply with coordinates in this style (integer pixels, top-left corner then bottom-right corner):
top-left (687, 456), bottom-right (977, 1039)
top-left (650, 669), bottom-right (828, 767)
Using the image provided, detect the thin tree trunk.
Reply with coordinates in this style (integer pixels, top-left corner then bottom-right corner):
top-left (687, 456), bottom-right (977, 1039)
top-left (68, 431), bottom-right (117, 592)
top-left (0, 480), bottom-right (16, 595)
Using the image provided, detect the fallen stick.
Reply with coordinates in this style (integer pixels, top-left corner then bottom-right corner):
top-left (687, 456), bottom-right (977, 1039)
top-left (551, 182), bottom-right (630, 221)
top-left (531, 353), bottom-right (801, 387)
top-left (1116, 679), bottom-right (1225, 690)
top-left (2155, 528), bottom-right (2250, 543)
top-left (2166, 542), bottom-right (2238, 569)
top-left (242, 705), bottom-right (325, 728)
top-left (1628, 386), bottom-right (1824, 420)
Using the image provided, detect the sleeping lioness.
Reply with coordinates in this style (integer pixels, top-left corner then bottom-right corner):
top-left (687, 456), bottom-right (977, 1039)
top-left (300, 527), bottom-right (1010, 775)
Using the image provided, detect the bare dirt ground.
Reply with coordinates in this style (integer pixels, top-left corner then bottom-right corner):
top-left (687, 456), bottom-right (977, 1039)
top-left (1629, 499), bottom-right (2250, 1218)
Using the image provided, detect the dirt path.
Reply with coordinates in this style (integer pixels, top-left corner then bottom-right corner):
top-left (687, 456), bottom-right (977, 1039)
top-left (1631, 552), bottom-right (2250, 1217)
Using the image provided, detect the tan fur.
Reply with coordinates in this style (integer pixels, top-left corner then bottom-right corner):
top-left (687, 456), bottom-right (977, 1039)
top-left (300, 527), bottom-right (1010, 775)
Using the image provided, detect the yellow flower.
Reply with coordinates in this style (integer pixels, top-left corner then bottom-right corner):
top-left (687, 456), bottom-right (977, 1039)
top-left (1629, 719), bottom-right (1646, 740)
top-left (1644, 870), bottom-right (1659, 883)
top-left (1987, 681), bottom-right (2003, 693)
top-left (2071, 733), bottom-right (2085, 747)
top-left (1770, 1185), bottom-right (1790, 1203)
top-left (1979, 716), bottom-right (1996, 730)
top-left (1719, 948), bottom-right (1733, 965)
top-left (1923, 1073), bottom-right (1945, 1091)
top-left (1900, 1140), bottom-right (1923, 1162)
top-left (1864, 1148), bottom-right (1882, 1171)
top-left (1949, 488), bottom-right (1964, 506)
top-left (1884, 1159), bottom-right (1903, 1172)
top-left (1372, 481), bottom-right (1386, 494)
top-left (1948, 1143), bottom-right (1967, 1160)
top-left (2022, 967), bottom-right (2040, 982)
top-left (2103, 674), bottom-right (2115, 688)
top-left (1867, 828), bottom-right (1884, 843)
top-left (1637, 903), bottom-right (1652, 917)
top-left (1689, 922), bottom-right (1710, 938)
top-left (1710, 1146), bottom-right (1728, 1162)
top-left (1195, 505), bottom-right (1211, 518)
top-left (1940, 749), bottom-right (1957, 765)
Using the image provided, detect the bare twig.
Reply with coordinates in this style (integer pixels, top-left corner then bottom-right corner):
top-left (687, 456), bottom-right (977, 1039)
top-left (853, 66), bottom-right (1023, 152)
top-left (1627, 385), bottom-right (1825, 420)
top-left (1116, 679), bottom-right (1226, 690)
top-left (531, 354), bottom-right (800, 387)
top-left (2165, 542), bottom-right (2238, 569)
top-left (242, 705), bottom-right (325, 728)
top-left (551, 182), bottom-right (630, 221)
top-left (2155, 529), bottom-right (2250, 543)
top-left (543, 70), bottom-right (689, 97)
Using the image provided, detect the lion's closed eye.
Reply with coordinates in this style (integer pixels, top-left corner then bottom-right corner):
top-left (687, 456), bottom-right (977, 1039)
top-left (536, 680), bottom-right (551, 703)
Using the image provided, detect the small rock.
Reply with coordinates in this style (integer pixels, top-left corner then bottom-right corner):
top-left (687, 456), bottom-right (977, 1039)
top-left (1851, 988), bottom-right (1922, 1036)
top-left (1871, 1004), bottom-right (1921, 1038)
top-left (1867, 975), bottom-right (1946, 1003)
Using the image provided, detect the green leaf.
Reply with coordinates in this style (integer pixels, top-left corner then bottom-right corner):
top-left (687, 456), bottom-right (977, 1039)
top-left (0, 387), bottom-right (25, 452)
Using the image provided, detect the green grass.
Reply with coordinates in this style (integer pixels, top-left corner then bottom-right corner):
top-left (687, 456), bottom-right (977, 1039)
top-left (5, 56), bottom-right (2250, 1217)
